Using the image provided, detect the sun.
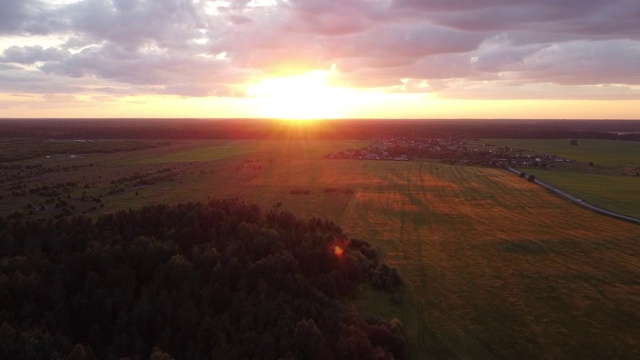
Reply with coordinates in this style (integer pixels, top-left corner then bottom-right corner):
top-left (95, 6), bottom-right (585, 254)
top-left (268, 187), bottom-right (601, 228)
top-left (246, 67), bottom-right (348, 120)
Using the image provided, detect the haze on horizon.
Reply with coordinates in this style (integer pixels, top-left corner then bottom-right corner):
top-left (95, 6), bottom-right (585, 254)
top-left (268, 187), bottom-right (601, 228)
top-left (0, 0), bottom-right (639, 120)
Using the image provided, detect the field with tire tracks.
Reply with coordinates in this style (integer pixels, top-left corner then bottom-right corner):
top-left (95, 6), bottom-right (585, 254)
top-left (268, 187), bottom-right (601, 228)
top-left (328, 160), bottom-right (640, 359)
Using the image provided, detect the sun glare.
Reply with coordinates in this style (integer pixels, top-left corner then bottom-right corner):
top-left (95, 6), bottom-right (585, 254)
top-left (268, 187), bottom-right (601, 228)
top-left (246, 67), bottom-right (349, 120)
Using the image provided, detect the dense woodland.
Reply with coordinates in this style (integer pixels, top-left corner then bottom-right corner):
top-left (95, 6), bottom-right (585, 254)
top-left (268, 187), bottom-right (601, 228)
top-left (1, 119), bottom-right (639, 141)
top-left (0, 199), bottom-right (404, 359)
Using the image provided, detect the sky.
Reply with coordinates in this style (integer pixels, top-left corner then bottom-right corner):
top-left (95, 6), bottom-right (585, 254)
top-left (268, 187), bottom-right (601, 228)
top-left (0, 0), bottom-right (639, 119)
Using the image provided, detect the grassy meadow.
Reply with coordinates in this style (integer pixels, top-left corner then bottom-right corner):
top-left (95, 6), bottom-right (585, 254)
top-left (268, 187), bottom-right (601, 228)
top-left (485, 138), bottom-right (640, 169)
top-left (482, 138), bottom-right (640, 218)
top-left (2, 139), bottom-right (640, 359)
top-left (515, 168), bottom-right (640, 218)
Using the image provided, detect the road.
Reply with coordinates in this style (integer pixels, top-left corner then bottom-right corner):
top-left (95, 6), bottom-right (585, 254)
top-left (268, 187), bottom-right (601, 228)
top-left (507, 167), bottom-right (640, 225)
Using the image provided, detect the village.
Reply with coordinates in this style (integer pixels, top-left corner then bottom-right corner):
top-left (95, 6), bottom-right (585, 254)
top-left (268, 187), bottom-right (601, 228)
top-left (324, 137), bottom-right (573, 168)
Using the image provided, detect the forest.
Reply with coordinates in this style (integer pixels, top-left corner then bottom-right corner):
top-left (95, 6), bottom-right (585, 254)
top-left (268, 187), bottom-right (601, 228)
top-left (0, 198), bottom-right (404, 359)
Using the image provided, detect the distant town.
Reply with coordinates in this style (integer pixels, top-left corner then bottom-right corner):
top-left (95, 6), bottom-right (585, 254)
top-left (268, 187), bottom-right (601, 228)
top-left (324, 137), bottom-right (573, 168)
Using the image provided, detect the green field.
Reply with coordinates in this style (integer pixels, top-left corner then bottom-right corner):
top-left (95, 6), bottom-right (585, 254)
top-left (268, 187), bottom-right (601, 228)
top-left (2, 140), bottom-right (640, 359)
top-left (484, 138), bottom-right (640, 168)
top-left (481, 138), bottom-right (640, 218)
top-left (516, 168), bottom-right (640, 218)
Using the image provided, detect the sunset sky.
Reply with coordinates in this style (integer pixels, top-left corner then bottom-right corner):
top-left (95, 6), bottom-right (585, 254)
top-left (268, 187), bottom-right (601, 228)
top-left (1, 0), bottom-right (639, 119)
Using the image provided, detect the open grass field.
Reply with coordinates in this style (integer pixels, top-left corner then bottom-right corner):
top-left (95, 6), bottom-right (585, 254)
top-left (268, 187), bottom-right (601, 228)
top-left (336, 161), bottom-right (640, 359)
top-left (481, 138), bottom-right (640, 218)
top-left (516, 168), bottom-right (640, 218)
top-left (484, 138), bottom-right (640, 168)
top-left (2, 139), bottom-right (640, 359)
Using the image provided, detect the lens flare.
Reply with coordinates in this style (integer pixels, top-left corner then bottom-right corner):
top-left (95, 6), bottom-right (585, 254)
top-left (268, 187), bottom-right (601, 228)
top-left (334, 245), bottom-right (344, 257)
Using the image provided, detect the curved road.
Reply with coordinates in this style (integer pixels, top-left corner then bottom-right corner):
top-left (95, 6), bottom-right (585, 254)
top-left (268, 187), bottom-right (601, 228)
top-left (507, 167), bottom-right (640, 225)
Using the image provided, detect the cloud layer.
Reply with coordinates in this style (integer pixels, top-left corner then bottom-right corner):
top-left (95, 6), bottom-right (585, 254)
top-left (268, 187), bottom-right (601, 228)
top-left (1, 0), bottom-right (640, 101)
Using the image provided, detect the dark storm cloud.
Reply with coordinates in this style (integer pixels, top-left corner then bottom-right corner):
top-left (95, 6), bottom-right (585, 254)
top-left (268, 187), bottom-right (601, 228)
top-left (0, 0), bottom-right (639, 99)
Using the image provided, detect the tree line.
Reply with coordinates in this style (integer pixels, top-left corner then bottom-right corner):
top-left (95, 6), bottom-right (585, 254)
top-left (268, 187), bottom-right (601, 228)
top-left (1, 119), bottom-right (639, 141)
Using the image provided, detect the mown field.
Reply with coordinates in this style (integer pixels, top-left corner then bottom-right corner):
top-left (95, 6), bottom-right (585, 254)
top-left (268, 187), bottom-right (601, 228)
top-left (337, 161), bottom-right (640, 359)
top-left (2, 139), bottom-right (640, 359)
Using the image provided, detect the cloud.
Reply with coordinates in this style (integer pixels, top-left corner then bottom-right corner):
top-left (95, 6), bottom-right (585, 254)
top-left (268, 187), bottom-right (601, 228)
top-left (328, 24), bottom-right (485, 62)
top-left (392, 0), bottom-right (640, 40)
top-left (283, 0), bottom-right (388, 36)
top-left (436, 81), bottom-right (640, 101)
top-left (34, 42), bottom-right (253, 96)
top-left (0, 0), bottom-right (639, 101)
top-left (510, 40), bottom-right (640, 85)
top-left (1, 45), bottom-right (68, 64)
top-left (0, 0), bottom-right (67, 35)
top-left (0, 0), bottom-right (31, 34)
top-left (62, 0), bottom-right (205, 49)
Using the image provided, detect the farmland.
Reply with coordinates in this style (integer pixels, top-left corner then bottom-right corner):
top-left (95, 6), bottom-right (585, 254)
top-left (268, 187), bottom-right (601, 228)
top-left (482, 138), bottom-right (640, 218)
top-left (514, 169), bottom-right (640, 218)
top-left (337, 161), bottom-right (639, 359)
top-left (484, 138), bottom-right (640, 169)
top-left (1, 139), bottom-right (640, 359)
